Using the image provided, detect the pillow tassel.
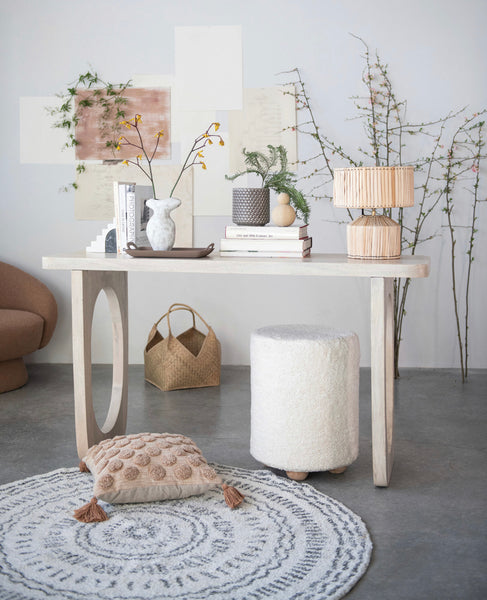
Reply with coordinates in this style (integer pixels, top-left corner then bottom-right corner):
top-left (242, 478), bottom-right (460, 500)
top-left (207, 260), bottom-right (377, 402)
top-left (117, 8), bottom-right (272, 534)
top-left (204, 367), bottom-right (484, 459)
top-left (222, 483), bottom-right (244, 509)
top-left (79, 460), bottom-right (90, 473)
top-left (73, 497), bottom-right (108, 523)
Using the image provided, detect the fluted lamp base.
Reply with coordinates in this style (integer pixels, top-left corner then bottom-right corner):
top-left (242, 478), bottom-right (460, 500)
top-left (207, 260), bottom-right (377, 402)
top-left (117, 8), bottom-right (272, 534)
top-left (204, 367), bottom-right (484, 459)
top-left (347, 214), bottom-right (401, 260)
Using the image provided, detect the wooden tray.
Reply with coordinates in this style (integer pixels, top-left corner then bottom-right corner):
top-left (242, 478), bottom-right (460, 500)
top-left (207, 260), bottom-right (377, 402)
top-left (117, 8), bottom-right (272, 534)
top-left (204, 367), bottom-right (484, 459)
top-left (125, 243), bottom-right (214, 258)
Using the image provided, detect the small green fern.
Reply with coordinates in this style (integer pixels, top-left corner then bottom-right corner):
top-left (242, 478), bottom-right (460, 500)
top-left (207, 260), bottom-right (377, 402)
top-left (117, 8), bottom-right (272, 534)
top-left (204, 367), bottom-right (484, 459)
top-left (226, 145), bottom-right (310, 223)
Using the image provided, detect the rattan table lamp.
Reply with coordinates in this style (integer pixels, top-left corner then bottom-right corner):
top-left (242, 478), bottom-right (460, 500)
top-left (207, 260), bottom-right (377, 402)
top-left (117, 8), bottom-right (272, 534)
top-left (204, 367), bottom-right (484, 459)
top-left (333, 166), bottom-right (414, 259)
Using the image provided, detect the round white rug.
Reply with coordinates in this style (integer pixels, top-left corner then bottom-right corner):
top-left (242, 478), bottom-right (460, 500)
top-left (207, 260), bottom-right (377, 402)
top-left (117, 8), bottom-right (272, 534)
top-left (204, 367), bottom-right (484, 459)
top-left (0, 465), bottom-right (372, 599)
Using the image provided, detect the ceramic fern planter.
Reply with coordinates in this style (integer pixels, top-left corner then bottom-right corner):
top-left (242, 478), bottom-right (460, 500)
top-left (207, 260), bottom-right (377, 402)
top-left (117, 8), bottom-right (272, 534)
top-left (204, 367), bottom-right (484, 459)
top-left (232, 188), bottom-right (270, 226)
top-left (146, 197), bottom-right (181, 251)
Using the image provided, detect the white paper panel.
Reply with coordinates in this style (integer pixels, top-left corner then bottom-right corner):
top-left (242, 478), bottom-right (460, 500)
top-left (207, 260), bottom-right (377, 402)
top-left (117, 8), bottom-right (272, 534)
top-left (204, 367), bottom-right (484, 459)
top-left (175, 26), bottom-right (243, 111)
top-left (131, 74), bottom-right (175, 88)
top-left (173, 111), bottom-right (217, 152)
top-left (193, 130), bottom-right (233, 216)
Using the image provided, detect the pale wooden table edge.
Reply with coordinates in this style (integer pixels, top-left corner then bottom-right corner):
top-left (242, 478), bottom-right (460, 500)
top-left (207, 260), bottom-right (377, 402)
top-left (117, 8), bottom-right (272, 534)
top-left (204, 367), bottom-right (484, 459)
top-left (43, 252), bottom-right (430, 279)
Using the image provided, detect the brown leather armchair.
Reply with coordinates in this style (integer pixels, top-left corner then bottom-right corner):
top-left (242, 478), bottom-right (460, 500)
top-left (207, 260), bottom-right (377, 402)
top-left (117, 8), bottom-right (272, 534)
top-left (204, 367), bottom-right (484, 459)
top-left (0, 261), bottom-right (58, 393)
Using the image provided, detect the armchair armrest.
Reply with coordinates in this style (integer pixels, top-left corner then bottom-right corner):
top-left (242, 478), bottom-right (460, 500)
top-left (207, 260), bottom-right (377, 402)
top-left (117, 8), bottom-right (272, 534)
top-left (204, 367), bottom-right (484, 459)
top-left (0, 261), bottom-right (58, 348)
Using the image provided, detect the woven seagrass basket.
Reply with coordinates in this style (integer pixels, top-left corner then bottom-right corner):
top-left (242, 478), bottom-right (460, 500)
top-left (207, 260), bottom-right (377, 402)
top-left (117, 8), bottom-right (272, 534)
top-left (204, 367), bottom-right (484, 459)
top-left (144, 303), bottom-right (221, 391)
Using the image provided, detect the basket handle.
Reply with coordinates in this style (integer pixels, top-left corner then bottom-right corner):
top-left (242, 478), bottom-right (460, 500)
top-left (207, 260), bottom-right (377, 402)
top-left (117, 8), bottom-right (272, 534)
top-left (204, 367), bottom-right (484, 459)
top-left (154, 303), bottom-right (212, 336)
top-left (147, 306), bottom-right (192, 347)
top-left (167, 303), bottom-right (212, 335)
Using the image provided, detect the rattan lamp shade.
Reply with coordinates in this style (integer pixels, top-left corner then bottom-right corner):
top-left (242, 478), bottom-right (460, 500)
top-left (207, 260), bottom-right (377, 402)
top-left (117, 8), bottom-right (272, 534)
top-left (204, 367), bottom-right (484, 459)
top-left (333, 166), bottom-right (414, 260)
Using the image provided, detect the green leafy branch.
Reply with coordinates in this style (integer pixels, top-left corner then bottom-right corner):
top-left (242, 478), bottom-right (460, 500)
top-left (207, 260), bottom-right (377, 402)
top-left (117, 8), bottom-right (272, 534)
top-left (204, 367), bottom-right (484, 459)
top-left (280, 37), bottom-right (485, 379)
top-left (47, 69), bottom-right (132, 190)
top-left (226, 145), bottom-right (310, 223)
top-left (437, 113), bottom-right (486, 382)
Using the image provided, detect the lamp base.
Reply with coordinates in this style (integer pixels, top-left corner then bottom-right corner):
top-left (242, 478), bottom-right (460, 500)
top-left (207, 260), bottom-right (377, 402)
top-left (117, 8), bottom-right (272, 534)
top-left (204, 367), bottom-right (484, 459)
top-left (347, 214), bottom-right (401, 260)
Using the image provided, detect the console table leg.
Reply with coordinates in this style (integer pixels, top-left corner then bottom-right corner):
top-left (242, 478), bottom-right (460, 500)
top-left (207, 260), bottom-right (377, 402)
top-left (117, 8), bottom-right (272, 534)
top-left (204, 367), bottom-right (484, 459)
top-left (370, 277), bottom-right (394, 486)
top-left (71, 270), bottom-right (128, 459)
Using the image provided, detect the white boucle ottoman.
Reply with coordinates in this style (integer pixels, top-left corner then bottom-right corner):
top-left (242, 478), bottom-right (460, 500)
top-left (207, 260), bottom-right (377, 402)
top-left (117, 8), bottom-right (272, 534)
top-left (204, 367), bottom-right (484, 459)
top-left (250, 324), bottom-right (360, 481)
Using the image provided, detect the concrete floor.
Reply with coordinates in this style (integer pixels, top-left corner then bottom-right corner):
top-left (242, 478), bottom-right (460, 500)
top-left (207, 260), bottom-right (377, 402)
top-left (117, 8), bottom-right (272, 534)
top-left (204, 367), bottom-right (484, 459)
top-left (0, 365), bottom-right (486, 599)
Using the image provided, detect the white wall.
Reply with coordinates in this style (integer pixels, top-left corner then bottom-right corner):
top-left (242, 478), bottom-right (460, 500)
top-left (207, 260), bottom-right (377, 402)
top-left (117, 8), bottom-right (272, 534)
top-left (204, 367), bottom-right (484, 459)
top-left (1, 0), bottom-right (486, 368)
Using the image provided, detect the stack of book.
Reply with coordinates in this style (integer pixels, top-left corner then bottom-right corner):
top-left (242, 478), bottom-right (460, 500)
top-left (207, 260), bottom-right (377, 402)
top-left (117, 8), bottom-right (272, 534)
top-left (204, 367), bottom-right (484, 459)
top-left (113, 182), bottom-right (152, 253)
top-left (220, 225), bottom-right (312, 258)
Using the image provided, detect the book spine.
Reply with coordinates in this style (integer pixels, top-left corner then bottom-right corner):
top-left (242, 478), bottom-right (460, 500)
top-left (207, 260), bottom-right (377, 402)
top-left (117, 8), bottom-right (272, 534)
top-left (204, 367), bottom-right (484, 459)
top-left (113, 182), bottom-right (121, 253)
top-left (125, 185), bottom-right (136, 246)
top-left (220, 249), bottom-right (311, 258)
top-left (134, 185), bottom-right (153, 247)
top-left (220, 237), bottom-right (312, 252)
top-left (225, 225), bottom-right (307, 239)
top-left (119, 186), bottom-right (127, 253)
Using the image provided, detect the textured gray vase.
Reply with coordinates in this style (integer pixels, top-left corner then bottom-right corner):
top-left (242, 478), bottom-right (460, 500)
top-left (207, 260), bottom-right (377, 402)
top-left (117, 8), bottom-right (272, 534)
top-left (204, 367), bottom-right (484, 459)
top-left (232, 188), bottom-right (270, 226)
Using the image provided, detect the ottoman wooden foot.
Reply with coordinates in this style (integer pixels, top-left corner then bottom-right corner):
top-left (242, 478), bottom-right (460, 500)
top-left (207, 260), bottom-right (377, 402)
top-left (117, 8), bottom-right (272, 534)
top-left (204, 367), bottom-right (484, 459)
top-left (286, 471), bottom-right (309, 481)
top-left (329, 466), bottom-right (347, 474)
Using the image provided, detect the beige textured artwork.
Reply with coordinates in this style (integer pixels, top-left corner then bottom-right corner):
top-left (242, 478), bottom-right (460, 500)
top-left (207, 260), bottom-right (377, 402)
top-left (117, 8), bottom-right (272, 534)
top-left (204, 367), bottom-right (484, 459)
top-left (74, 88), bottom-right (171, 161)
top-left (75, 163), bottom-right (193, 247)
top-left (229, 85), bottom-right (297, 173)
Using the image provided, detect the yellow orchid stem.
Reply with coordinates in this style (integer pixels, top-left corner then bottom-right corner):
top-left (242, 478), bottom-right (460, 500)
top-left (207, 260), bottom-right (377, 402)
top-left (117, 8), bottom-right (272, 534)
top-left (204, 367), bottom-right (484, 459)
top-left (170, 122), bottom-right (223, 197)
top-left (169, 123), bottom-right (222, 198)
top-left (122, 158), bottom-right (152, 182)
top-left (170, 137), bottom-right (200, 197)
top-left (149, 132), bottom-right (161, 163)
top-left (131, 119), bottom-right (157, 198)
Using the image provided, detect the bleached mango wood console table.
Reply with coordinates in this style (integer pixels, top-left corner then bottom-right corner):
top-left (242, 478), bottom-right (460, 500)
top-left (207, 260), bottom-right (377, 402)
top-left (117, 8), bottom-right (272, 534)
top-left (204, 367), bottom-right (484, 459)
top-left (43, 252), bottom-right (429, 487)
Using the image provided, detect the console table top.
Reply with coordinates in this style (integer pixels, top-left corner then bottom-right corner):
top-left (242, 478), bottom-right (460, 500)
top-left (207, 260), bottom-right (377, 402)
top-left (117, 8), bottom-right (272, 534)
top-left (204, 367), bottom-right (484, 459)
top-left (43, 251), bottom-right (430, 279)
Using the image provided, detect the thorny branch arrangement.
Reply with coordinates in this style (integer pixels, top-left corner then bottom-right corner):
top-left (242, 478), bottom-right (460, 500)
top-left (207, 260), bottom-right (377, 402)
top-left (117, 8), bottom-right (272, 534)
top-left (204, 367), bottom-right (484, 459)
top-left (280, 37), bottom-right (485, 380)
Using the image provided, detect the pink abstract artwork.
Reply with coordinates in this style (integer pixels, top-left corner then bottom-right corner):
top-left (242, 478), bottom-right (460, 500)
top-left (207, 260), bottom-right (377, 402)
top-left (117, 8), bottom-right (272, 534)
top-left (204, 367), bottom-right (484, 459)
top-left (74, 88), bottom-right (171, 161)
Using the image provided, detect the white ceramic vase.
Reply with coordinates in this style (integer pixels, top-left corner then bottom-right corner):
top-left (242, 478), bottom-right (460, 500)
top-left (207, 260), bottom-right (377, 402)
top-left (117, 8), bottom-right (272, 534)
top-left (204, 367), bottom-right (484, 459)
top-left (146, 197), bottom-right (181, 251)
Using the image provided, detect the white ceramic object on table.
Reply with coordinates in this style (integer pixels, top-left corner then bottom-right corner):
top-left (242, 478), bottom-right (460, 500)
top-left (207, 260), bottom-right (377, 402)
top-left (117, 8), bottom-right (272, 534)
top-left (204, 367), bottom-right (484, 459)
top-left (146, 197), bottom-right (181, 251)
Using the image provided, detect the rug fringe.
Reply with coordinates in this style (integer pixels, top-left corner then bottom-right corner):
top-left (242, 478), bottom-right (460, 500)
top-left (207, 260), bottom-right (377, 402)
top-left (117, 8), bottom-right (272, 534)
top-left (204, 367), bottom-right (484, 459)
top-left (73, 497), bottom-right (108, 522)
top-left (222, 484), bottom-right (244, 508)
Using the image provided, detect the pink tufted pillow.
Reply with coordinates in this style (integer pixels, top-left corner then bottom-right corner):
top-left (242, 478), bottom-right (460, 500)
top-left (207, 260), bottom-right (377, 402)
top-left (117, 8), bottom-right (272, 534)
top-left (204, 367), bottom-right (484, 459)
top-left (74, 433), bottom-right (243, 521)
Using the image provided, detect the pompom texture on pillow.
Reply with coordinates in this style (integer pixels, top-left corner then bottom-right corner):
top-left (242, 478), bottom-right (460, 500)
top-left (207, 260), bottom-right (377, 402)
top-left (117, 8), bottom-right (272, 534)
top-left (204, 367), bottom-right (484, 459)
top-left (83, 433), bottom-right (222, 504)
